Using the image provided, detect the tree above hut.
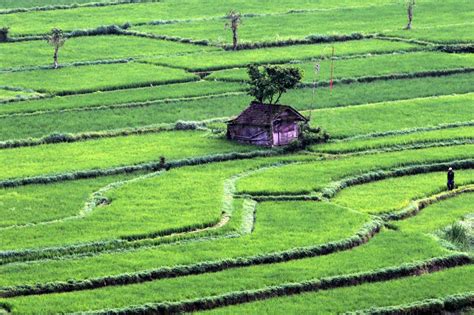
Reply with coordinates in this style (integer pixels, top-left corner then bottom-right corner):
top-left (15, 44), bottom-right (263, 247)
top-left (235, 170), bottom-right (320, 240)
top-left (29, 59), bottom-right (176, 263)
top-left (247, 64), bottom-right (303, 105)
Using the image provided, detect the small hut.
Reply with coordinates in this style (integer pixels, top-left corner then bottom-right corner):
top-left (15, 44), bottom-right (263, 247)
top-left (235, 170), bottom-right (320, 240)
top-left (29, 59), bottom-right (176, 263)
top-left (226, 102), bottom-right (308, 146)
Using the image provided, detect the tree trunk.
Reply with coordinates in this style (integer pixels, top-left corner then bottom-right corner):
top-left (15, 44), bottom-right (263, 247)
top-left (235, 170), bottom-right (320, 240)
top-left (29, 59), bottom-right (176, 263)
top-left (405, 5), bottom-right (413, 30)
top-left (232, 27), bottom-right (238, 50)
top-left (274, 91), bottom-right (283, 105)
top-left (53, 46), bottom-right (59, 69)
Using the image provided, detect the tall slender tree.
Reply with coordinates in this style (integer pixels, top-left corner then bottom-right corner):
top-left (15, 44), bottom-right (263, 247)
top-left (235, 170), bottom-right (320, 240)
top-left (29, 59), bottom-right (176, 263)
top-left (225, 10), bottom-right (242, 50)
top-left (405, 0), bottom-right (416, 30)
top-left (47, 28), bottom-right (66, 69)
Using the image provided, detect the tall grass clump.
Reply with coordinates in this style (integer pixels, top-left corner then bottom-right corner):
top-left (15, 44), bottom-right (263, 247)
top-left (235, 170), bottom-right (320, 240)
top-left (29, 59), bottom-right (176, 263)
top-left (440, 222), bottom-right (472, 251)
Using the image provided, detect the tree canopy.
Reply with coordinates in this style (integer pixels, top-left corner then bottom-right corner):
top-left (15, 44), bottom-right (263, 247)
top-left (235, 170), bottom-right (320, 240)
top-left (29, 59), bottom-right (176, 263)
top-left (247, 64), bottom-right (303, 104)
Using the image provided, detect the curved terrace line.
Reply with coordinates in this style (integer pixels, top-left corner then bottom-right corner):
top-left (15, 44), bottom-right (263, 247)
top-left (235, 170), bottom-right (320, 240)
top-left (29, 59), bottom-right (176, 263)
top-left (1, 161), bottom-right (472, 291)
top-left (76, 255), bottom-right (472, 315)
top-left (0, 163), bottom-right (288, 264)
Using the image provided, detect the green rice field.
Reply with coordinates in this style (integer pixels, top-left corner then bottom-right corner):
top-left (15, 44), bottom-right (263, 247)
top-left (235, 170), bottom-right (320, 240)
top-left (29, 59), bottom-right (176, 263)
top-left (0, 0), bottom-right (472, 313)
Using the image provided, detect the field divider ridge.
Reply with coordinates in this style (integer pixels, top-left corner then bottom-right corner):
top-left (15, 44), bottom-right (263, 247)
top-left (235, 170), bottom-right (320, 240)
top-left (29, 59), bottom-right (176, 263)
top-left (0, 91), bottom-right (247, 119)
top-left (2, 161), bottom-right (473, 296)
top-left (0, 217), bottom-right (383, 298)
top-left (380, 184), bottom-right (474, 221)
top-left (320, 159), bottom-right (474, 199)
top-left (345, 292), bottom-right (474, 315)
top-left (334, 121), bottom-right (474, 142)
top-left (0, 160), bottom-right (302, 263)
top-left (0, 58), bottom-right (133, 74)
top-left (74, 254), bottom-right (472, 314)
top-left (0, 0), bottom-right (158, 15)
top-left (321, 139), bottom-right (474, 156)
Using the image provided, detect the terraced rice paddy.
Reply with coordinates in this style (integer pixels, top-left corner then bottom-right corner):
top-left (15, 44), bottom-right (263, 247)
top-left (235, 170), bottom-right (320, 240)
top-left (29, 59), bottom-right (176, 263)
top-left (0, 0), bottom-right (473, 313)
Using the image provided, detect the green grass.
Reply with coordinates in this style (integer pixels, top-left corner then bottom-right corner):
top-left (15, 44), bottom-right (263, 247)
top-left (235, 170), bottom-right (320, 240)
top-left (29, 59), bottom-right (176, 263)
top-left (1, 75), bottom-right (472, 141)
top-left (281, 72), bottom-right (474, 112)
top-left (333, 170), bottom-right (474, 214)
top-left (385, 23), bottom-right (474, 44)
top-left (0, 130), bottom-right (258, 181)
top-left (0, 231), bottom-right (450, 314)
top-left (0, 62), bottom-right (197, 94)
top-left (0, 146), bottom-right (469, 288)
top-left (236, 144), bottom-right (474, 195)
top-left (1, 35), bottom-right (219, 70)
top-left (145, 39), bottom-right (421, 71)
top-left (313, 93), bottom-right (474, 138)
top-left (206, 51), bottom-right (474, 83)
top-left (1, 161), bottom-right (256, 250)
top-left (203, 265), bottom-right (474, 314)
top-left (2, 1), bottom-right (473, 313)
top-left (1, 0), bottom-right (403, 36)
top-left (0, 173), bottom-right (132, 228)
top-left (135, 1), bottom-right (473, 45)
top-left (0, 198), bottom-right (370, 285)
top-left (0, 0), bottom-right (119, 9)
top-left (312, 126), bottom-right (474, 153)
top-left (396, 193), bottom-right (474, 234)
top-left (0, 88), bottom-right (42, 102)
top-left (0, 80), bottom-right (246, 115)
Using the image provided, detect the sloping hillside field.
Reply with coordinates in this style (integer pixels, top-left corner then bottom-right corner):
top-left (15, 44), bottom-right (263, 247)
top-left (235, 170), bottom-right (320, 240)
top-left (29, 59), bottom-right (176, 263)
top-left (0, 0), bottom-right (473, 313)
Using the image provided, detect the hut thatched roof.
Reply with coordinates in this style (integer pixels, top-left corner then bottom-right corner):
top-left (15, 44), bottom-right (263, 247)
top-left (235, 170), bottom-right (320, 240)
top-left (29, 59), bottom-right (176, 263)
top-left (229, 102), bottom-right (307, 126)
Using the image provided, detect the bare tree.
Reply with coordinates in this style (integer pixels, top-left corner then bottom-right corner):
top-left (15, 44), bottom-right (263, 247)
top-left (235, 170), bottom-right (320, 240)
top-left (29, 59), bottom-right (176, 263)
top-left (405, 0), bottom-right (416, 30)
top-left (225, 10), bottom-right (242, 50)
top-left (47, 28), bottom-right (66, 69)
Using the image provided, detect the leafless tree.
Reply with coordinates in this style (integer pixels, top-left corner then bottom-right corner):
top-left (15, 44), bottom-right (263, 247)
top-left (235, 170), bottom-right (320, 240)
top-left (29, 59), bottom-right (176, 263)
top-left (405, 0), bottom-right (416, 30)
top-left (46, 28), bottom-right (66, 69)
top-left (225, 10), bottom-right (242, 50)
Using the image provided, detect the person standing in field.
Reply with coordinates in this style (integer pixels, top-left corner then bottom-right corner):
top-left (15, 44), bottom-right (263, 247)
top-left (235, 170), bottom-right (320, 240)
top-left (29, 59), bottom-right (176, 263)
top-left (447, 167), bottom-right (455, 190)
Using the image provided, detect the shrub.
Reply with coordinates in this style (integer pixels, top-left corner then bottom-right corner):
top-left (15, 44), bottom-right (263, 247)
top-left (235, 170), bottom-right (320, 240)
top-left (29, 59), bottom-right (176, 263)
top-left (0, 26), bottom-right (9, 42)
top-left (42, 133), bottom-right (75, 144)
top-left (441, 222), bottom-right (471, 250)
top-left (174, 121), bottom-right (198, 130)
top-left (301, 125), bottom-right (330, 147)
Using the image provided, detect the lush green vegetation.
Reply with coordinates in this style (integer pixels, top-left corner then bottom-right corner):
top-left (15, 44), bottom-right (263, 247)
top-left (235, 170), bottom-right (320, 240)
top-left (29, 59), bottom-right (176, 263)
top-left (0, 88), bottom-right (42, 102)
top-left (0, 62), bottom-right (197, 94)
top-left (1, 35), bottom-right (219, 70)
top-left (0, 173), bottom-right (132, 228)
top-left (206, 52), bottom-right (474, 83)
top-left (0, 80), bottom-right (245, 115)
top-left (0, 231), bottom-right (451, 313)
top-left (333, 170), bottom-right (474, 214)
top-left (0, 146), bottom-right (469, 283)
top-left (146, 39), bottom-right (420, 71)
top-left (0, 197), bottom-right (370, 285)
top-left (313, 93), bottom-right (474, 138)
top-left (2, 0), bottom-right (472, 313)
top-left (237, 144), bottom-right (474, 195)
top-left (1, 0), bottom-right (411, 36)
top-left (0, 130), bottom-right (259, 181)
top-left (1, 81), bottom-right (472, 141)
top-left (386, 23), bottom-right (474, 44)
top-left (204, 265), bottom-right (474, 314)
top-left (0, 0), bottom-right (119, 9)
top-left (135, 1), bottom-right (472, 45)
top-left (1, 164), bottom-right (233, 249)
top-left (396, 193), bottom-right (474, 234)
top-left (312, 126), bottom-right (474, 153)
